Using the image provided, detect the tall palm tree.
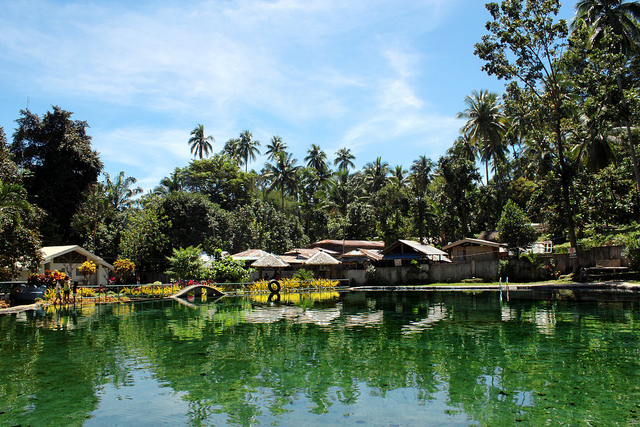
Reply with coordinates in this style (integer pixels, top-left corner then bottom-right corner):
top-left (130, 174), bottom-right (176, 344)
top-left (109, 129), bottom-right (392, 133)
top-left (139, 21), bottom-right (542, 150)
top-left (390, 165), bottom-right (408, 187)
top-left (237, 130), bottom-right (261, 172)
top-left (363, 156), bottom-right (389, 193)
top-left (574, 0), bottom-right (640, 195)
top-left (223, 138), bottom-right (241, 163)
top-left (188, 124), bottom-right (215, 159)
top-left (574, 0), bottom-right (640, 55)
top-left (446, 135), bottom-right (477, 164)
top-left (104, 171), bottom-right (143, 211)
top-left (457, 90), bottom-right (508, 184)
top-left (305, 144), bottom-right (328, 172)
top-left (410, 155), bottom-right (433, 196)
top-left (265, 151), bottom-right (300, 210)
top-left (334, 148), bottom-right (356, 172)
top-left (328, 170), bottom-right (361, 215)
top-left (265, 136), bottom-right (288, 162)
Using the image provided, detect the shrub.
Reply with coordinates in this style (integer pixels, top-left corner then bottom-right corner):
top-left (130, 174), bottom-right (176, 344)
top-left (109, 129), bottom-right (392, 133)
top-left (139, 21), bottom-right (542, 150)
top-left (624, 237), bottom-right (640, 270)
top-left (293, 268), bottom-right (314, 281)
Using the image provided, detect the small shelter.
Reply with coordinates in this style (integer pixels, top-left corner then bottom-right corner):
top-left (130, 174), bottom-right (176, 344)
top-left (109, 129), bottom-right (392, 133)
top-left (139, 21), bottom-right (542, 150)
top-left (442, 238), bottom-right (507, 262)
top-left (251, 253), bottom-right (290, 280)
top-left (231, 249), bottom-right (269, 268)
top-left (302, 251), bottom-right (341, 279)
top-left (381, 240), bottom-right (451, 266)
top-left (17, 245), bottom-right (114, 286)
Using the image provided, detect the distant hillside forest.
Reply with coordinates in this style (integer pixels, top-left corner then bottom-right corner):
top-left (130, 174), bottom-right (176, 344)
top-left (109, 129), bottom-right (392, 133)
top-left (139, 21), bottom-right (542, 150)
top-left (1, 0), bottom-right (640, 278)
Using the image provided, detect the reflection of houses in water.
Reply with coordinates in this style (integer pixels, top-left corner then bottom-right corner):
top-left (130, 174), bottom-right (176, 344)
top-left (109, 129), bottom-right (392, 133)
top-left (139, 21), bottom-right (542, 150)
top-left (244, 305), bottom-right (342, 326)
top-left (401, 304), bottom-right (448, 335)
top-left (344, 310), bottom-right (384, 328)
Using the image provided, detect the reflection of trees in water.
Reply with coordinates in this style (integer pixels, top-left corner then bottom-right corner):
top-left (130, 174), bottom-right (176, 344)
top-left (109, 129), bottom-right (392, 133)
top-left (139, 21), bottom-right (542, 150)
top-left (2, 292), bottom-right (640, 425)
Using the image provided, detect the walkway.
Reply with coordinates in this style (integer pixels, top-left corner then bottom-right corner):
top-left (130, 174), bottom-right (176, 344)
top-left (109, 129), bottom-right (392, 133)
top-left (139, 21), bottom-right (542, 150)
top-left (170, 284), bottom-right (225, 299)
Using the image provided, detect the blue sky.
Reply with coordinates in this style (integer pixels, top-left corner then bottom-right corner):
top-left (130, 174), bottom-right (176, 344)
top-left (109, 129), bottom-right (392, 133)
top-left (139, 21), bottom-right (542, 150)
top-left (0, 0), bottom-right (575, 192)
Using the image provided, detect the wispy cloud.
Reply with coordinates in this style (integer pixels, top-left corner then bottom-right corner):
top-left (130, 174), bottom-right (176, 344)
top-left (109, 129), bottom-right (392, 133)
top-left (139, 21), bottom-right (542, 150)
top-left (1, 0), bottom-right (466, 189)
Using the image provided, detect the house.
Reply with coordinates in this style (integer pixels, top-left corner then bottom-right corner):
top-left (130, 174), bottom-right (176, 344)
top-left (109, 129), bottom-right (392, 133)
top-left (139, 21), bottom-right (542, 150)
top-left (381, 240), bottom-right (451, 266)
top-left (231, 249), bottom-right (270, 268)
top-left (17, 245), bottom-right (114, 286)
top-left (442, 238), bottom-right (507, 262)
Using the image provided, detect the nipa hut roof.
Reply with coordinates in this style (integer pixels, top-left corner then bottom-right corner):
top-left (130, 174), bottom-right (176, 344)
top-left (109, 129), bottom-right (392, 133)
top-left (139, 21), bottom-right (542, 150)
top-left (303, 251), bottom-right (341, 266)
top-left (251, 253), bottom-right (290, 268)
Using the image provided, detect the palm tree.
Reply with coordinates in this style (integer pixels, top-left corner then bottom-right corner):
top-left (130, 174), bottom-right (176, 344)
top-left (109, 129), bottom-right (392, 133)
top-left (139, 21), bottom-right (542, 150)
top-left (265, 151), bottom-right (300, 210)
top-left (574, 0), bottom-right (640, 54)
top-left (410, 155), bottom-right (433, 196)
top-left (104, 171), bottom-right (143, 211)
top-left (305, 144), bottom-right (328, 172)
top-left (390, 165), bottom-right (408, 187)
top-left (223, 138), bottom-right (241, 163)
top-left (457, 90), bottom-right (508, 184)
top-left (265, 136), bottom-right (288, 162)
top-left (573, 0), bottom-right (640, 195)
top-left (334, 148), bottom-right (356, 172)
top-left (154, 169), bottom-right (183, 195)
top-left (0, 179), bottom-right (30, 220)
top-left (363, 156), bottom-right (390, 193)
top-left (446, 135), bottom-right (477, 164)
top-left (188, 124), bottom-right (215, 159)
top-left (328, 170), bottom-right (362, 215)
top-left (237, 130), bottom-right (261, 172)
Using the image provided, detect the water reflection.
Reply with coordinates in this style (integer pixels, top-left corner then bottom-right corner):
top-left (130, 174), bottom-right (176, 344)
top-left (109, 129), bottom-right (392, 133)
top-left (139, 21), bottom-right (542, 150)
top-left (2, 289), bottom-right (640, 426)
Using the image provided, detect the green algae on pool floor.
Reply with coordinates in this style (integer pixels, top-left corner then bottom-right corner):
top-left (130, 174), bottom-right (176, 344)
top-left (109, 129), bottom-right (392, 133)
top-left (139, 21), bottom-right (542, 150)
top-left (1, 289), bottom-right (640, 426)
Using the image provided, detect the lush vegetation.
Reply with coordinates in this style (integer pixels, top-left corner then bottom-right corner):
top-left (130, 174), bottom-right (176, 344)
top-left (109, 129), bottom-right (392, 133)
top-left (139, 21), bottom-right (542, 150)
top-left (1, 0), bottom-right (639, 280)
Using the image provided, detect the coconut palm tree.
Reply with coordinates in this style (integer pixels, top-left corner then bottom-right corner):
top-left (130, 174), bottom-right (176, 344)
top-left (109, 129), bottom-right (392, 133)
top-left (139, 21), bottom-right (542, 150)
top-left (265, 136), bottom-right (288, 162)
top-left (223, 138), bottom-right (241, 163)
top-left (237, 130), bottom-right (261, 172)
top-left (457, 90), bottom-right (508, 185)
top-left (305, 144), bottom-right (328, 172)
top-left (410, 155), bottom-right (433, 196)
top-left (573, 0), bottom-right (640, 194)
top-left (104, 171), bottom-right (143, 211)
top-left (363, 156), bottom-right (390, 193)
top-left (188, 124), bottom-right (215, 159)
top-left (390, 165), bottom-right (408, 187)
top-left (265, 151), bottom-right (300, 210)
top-left (334, 148), bottom-right (356, 172)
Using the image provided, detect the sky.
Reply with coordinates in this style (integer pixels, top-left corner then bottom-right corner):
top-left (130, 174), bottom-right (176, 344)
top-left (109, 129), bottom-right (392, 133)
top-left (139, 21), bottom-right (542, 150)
top-left (0, 0), bottom-right (576, 192)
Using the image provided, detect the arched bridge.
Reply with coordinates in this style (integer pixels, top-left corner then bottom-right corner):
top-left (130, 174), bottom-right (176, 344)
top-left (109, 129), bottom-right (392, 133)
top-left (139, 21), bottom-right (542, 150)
top-left (170, 284), bottom-right (225, 299)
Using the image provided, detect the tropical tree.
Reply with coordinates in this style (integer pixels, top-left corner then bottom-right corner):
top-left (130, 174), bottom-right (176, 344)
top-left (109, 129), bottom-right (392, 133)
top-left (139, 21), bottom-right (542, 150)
top-left (390, 165), bottom-right (408, 187)
top-left (188, 124), bottom-right (215, 159)
top-left (363, 157), bottom-right (390, 193)
top-left (265, 136), bottom-right (288, 162)
top-left (457, 90), bottom-right (508, 184)
top-left (223, 138), bottom-right (241, 163)
top-left (573, 0), bottom-right (640, 195)
top-left (334, 148), bottom-right (356, 172)
top-left (410, 155), bottom-right (434, 243)
top-left (305, 144), bottom-right (328, 172)
top-left (236, 130), bottom-right (261, 172)
top-left (474, 0), bottom-right (581, 274)
top-left (497, 200), bottom-right (539, 255)
top-left (264, 151), bottom-right (301, 211)
top-left (104, 171), bottom-right (143, 211)
top-left (11, 106), bottom-right (103, 243)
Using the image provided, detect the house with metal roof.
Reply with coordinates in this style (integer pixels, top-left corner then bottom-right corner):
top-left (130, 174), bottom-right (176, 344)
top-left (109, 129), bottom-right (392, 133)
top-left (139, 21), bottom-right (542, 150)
top-left (17, 245), bottom-right (114, 286)
top-left (442, 238), bottom-right (507, 262)
top-left (381, 240), bottom-right (451, 266)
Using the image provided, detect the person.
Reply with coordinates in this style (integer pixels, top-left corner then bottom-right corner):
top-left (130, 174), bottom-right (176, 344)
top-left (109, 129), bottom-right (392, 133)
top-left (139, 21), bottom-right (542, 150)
top-left (63, 279), bottom-right (71, 304)
top-left (9, 283), bottom-right (19, 307)
top-left (72, 281), bottom-right (78, 304)
top-left (54, 280), bottom-right (62, 305)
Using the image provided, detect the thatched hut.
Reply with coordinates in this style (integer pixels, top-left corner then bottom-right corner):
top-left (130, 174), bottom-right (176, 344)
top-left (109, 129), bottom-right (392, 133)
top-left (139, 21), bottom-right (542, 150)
top-left (302, 251), bottom-right (341, 279)
top-left (251, 253), bottom-right (290, 280)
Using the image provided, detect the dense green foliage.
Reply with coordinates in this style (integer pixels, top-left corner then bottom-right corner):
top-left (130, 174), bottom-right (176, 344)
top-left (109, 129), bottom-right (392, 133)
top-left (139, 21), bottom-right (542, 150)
top-left (1, 0), bottom-right (639, 278)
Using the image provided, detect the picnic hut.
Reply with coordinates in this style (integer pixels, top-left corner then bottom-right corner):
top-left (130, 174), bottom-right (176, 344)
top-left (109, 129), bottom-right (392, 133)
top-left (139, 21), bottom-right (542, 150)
top-left (302, 251), bottom-right (341, 279)
top-left (251, 253), bottom-right (290, 280)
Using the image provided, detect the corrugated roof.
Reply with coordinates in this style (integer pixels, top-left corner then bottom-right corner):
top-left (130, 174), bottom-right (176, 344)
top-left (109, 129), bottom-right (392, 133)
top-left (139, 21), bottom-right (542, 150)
top-left (41, 245), bottom-right (114, 269)
top-left (381, 240), bottom-right (451, 262)
top-left (310, 239), bottom-right (386, 249)
top-left (251, 253), bottom-right (290, 268)
top-left (442, 238), bottom-right (506, 250)
top-left (231, 249), bottom-right (269, 260)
